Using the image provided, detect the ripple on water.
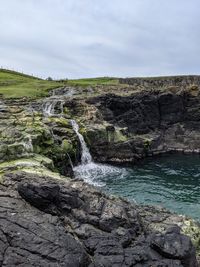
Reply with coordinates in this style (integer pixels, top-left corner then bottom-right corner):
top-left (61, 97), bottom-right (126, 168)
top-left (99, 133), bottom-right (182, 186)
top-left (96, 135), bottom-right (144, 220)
top-left (74, 154), bottom-right (200, 221)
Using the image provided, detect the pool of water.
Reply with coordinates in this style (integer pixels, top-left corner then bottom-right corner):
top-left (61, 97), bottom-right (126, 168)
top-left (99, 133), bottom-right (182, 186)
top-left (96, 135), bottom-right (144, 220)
top-left (74, 154), bottom-right (200, 221)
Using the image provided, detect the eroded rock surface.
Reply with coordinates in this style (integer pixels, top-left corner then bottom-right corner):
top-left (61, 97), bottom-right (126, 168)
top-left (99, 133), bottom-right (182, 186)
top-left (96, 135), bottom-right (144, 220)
top-left (0, 172), bottom-right (198, 267)
top-left (85, 89), bottom-right (200, 163)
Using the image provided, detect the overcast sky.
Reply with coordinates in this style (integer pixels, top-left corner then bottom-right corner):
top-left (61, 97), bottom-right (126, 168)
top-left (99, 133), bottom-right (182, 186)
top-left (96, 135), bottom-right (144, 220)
top-left (0, 0), bottom-right (199, 79)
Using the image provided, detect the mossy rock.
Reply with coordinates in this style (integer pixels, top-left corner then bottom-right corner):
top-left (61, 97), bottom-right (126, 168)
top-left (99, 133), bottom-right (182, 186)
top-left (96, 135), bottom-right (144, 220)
top-left (182, 218), bottom-right (200, 256)
top-left (48, 117), bottom-right (71, 127)
top-left (7, 143), bottom-right (25, 156)
top-left (61, 139), bottom-right (73, 153)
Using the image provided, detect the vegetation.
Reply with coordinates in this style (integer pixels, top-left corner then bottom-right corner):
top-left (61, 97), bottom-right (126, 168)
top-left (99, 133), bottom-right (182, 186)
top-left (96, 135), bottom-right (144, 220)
top-left (67, 77), bottom-right (119, 87)
top-left (0, 69), bottom-right (66, 98)
top-left (0, 69), bottom-right (119, 98)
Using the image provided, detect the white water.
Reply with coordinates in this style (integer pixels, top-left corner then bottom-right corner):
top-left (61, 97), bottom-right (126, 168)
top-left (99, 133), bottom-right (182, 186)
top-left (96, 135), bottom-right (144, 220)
top-left (71, 120), bottom-right (127, 186)
top-left (71, 120), bottom-right (92, 164)
top-left (43, 100), bottom-right (64, 116)
top-left (43, 101), bottom-right (56, 116)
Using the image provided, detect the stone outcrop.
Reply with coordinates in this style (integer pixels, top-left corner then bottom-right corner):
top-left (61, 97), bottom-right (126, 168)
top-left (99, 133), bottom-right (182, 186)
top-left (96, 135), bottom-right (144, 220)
top-left (0, 171), bottom-right (198, 267)
top-left (0, 97), bottom-right (81, 177)
top-left (85, 89), bottom-right (200, 164)
top-left (119, 75), bottom-right (200, 90)
top-left (1, 79), bottom-right (200, 266)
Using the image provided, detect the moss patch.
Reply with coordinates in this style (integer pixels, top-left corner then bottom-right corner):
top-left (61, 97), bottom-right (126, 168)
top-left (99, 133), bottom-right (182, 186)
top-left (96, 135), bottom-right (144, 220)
top-left (182, 218), bottom-right (200, 256)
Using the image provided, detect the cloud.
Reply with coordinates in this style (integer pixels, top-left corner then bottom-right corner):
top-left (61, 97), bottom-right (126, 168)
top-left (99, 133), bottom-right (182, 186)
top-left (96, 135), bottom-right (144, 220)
top-left (0, 0), bottom-right (199, 78)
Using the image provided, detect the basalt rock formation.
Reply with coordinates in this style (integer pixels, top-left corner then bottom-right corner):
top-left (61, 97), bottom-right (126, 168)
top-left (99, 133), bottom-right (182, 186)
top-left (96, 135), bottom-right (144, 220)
top-left (119, 75), bottom-right (200, 89)
top-left (0, 171), bottom-right (199, 267)
top-left (0, 78), bottom-right (200, 266)
top-left (84, 88), bottom-right (200, 164)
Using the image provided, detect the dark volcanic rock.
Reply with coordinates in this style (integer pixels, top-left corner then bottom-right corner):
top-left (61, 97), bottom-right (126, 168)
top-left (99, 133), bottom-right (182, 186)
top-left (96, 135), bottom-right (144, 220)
top-left (0, 172), bottom-right (198, 267)
top-left (119, 75), bottom-right (200, 90)
top-left (86, 90), bottom-right (200, 163)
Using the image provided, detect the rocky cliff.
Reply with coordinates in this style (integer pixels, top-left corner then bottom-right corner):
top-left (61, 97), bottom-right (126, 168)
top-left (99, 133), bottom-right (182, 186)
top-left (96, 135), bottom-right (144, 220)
top-left (83, 87), bottom-right (200, 164)
top-left (119, 75), bottom-right (200, 90)
top-left (0, 80), bottom-right (200, 266)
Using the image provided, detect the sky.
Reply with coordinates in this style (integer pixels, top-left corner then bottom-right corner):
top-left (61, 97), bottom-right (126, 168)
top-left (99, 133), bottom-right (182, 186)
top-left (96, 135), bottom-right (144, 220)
top-left (0, 0), bottom-right (199, 79)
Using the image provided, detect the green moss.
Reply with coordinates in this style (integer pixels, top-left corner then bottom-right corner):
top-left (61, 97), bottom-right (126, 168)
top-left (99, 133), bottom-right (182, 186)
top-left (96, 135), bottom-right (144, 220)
top-left (61, 139), bottom-right (73, 153)
top-left (182, 219), bottom-right (200, 256)
top-left (114, 130), bottom-right (128, 142)
top-left (0, 155), bottom-right (60, 182)
top-left (47, 117), bottom-right (70, 127)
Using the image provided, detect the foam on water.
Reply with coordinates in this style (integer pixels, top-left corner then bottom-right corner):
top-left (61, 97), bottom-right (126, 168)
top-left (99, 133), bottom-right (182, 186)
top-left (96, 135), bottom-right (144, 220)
top-left (70, 120), bottom-right (200, 220)
top-left (73, 162), bottom-right (128, 186)
top-left (71, 119), bottom-right (127, 186)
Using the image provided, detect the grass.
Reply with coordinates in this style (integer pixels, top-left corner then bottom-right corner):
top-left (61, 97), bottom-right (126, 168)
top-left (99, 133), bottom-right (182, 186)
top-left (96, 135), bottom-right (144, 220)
top-left (0, 69), bottom-right (66, 99)
top-left (67, 77), bottom-right (119, 87)
top-left (0, 69), bottom-right (119, 99)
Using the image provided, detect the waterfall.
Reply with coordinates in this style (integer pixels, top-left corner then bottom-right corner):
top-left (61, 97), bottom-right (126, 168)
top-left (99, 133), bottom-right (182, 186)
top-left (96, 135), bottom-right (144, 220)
top-left (71, 120), bottom-right (126, 186)
top-left (70, 120), bottom-right (92, 164)
top-left (43, 100), bottom-right (64, 116)
top-left (43, 101), bottom-right (56, 116)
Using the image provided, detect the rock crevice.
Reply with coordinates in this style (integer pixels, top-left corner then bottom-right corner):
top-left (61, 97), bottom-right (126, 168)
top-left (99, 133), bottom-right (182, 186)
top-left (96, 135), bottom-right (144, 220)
top-left (0, 172), bottom-right (198, 266)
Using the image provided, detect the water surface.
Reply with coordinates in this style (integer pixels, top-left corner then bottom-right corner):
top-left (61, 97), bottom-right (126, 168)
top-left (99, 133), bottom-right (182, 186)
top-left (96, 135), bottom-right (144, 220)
top-left (74, 154), bottom-right (200, 220)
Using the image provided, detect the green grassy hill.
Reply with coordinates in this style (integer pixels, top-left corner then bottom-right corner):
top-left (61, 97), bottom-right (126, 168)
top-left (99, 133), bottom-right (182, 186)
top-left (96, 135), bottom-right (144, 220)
top-left (67, 77), bottom-right (119, 87)
top-left (0, 69), bottom-right (119, 99)
top-left (0, 69), bottom-right (66, 99)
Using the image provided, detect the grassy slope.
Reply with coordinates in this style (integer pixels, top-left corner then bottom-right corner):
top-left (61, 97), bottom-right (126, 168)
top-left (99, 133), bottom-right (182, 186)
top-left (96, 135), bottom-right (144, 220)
top-left (0, 70), bottom-right (119, 98)
top-left (67, 77), bottom-right (119, 87)
top-left (0, 69), bottom-right (66, 99)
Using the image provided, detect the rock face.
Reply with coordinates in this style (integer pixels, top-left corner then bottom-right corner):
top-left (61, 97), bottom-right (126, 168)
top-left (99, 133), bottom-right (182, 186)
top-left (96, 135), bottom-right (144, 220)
top-left (0, 171), bottom-right (198, 267)
top-left (0, 97), bottom-right (81, 177)
top-left (119, 75), bottom-right (200, 90)
top-left (85, 89), bottom-right (200, 163)
top-left (0, 81), bottom-right (200, 266)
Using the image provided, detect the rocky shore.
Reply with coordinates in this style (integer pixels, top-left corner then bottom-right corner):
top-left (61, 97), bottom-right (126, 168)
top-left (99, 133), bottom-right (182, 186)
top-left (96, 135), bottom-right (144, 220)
top-left (0, 77), bottom-right (200, 266)
top-left (0, 171), bottom-right (199, 266)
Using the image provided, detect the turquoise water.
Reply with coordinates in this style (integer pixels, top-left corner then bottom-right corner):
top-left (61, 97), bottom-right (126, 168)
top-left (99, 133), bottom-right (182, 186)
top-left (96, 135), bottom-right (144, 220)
top-left (102, 155), bottom-right (200, 221)
top-left (75, 154), bottom-right (200, 220)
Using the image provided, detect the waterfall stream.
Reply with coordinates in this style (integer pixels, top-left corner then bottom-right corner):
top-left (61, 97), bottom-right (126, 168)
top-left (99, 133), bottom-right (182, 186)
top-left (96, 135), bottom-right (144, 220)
top-left (71, 120), bottom-right (127, 185)
top-left (70, 120), bottom-right (200, 220)
top-left (71, 120), bottom-right (92, 164)
top-left (43, 101), bottom-right (56, 116)
top-left (43, 99), bottom-right (65, 116)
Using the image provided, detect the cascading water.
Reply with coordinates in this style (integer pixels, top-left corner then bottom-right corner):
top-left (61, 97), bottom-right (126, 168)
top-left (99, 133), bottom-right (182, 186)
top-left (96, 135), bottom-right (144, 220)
top-left (43, 101), bottom-right (55, 116)
top-left (71, 120), bottom-right (92, 164)
top-left (71, 122), bottom-right (200, 219)
top-left (70, 120), bottom-right (127, 185)
top-left (43, 99), bottom-right (65, 116)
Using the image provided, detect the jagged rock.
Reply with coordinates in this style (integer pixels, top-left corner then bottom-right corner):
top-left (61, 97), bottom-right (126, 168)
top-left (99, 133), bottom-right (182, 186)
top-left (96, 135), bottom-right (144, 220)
top-left (85, 90), bottom-right (200, 163)
top-left (1, 80), bottom-right (200, 266)
top-left (119, 75), bottom-right (200, 90)
top-left (0, 171), bottom-right (198, 267)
